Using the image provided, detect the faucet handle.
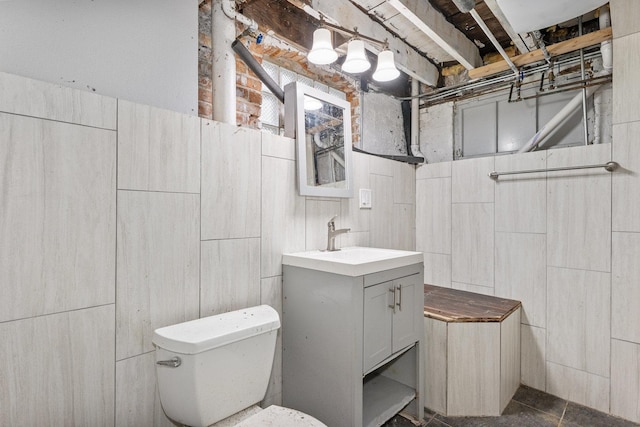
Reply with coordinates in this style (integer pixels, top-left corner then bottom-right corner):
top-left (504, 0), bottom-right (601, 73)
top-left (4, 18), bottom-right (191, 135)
top-left (328, 215), bottom-right (338, 227)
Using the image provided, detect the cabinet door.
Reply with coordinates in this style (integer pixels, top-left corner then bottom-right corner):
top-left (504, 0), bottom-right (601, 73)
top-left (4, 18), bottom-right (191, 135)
top-left (363, 281), bottom-right (393, 373)
top-left (392, 273), bottom-right (422, 352)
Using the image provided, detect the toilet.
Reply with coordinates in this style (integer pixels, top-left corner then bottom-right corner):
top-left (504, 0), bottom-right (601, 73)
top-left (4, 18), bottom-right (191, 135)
top-left (152, 305), bottom-right (326, 427)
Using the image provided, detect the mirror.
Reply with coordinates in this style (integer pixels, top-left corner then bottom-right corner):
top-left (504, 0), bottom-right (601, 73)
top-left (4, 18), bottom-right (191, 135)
top-left (284, 82), bottom-right (353, 198)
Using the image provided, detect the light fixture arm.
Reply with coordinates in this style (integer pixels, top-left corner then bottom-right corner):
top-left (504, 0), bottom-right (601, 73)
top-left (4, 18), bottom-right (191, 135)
top-left (320, 21), bottom-right (387, 50)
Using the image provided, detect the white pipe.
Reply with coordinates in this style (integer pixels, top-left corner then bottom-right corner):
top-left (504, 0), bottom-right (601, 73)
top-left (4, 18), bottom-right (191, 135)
top-left (410, 78), bottom-right (426, 161)
top-left (212, 0), bottom-right (237, 125)
top-left (221, 0), bottom-right (258, 33)
top-left (599, 5), bottom-right (612, 72)
top-left (519, 4), bottom-right (613, 153)
top-left (517, 87), bottom-right (597, 153)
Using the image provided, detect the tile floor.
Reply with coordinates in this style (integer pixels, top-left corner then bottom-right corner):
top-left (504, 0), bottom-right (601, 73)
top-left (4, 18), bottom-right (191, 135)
top-left (383, 386), bottom-right (640, 427)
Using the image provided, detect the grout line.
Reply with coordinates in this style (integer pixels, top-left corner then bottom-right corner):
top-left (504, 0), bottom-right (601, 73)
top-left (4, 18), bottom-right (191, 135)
top-left (558, 401), bottom-right (569, 426)
top-left (512, 398), bottom-right (564, 421)
top-left (113, 97), bottom-right (119, 427)
top-left (0, 109), bottom-right (117, 131)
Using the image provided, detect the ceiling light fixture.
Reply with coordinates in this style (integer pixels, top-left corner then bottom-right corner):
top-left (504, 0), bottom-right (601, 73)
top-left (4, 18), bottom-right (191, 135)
top-left (372, 45), bottom-right (400, 82)
top-left (306, 18), bottom-right (400, 81)
top-left (308, 27), bottom-right (338, 65)
top-left (342, 39), bottom-right (371, 74)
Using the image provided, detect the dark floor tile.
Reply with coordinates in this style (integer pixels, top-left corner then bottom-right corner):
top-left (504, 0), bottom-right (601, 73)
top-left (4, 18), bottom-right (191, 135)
top-left (434, 400), bottom-right (560, 427)
top-left (512, 385), bottom-right (568, 418)
top-left (560, 402), bottom-right (640, 427)
top-left (381, 415), bottom-right (417, 427)
top-left (382, 413), bottom-right (430, 427)
top-left (426, 419), bottom-right (451, 427)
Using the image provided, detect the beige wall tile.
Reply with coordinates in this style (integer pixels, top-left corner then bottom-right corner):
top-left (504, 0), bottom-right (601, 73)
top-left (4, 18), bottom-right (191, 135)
top-left (416, 177), bottom-right (451, 254)
top-left (447, 322), bottom-right (500, 415)
top-left (0, 305), bottom-right (115, 426)
top-left (424, 317), bottom-right (447, 414)
top-left (452, 203), bottom-right (494, 287)
top-left (393, 161), bottom-right (416, 205)
top-left (500, 308), bottom-right (521, 412)
top-left (116, 191), bottom-right (200, 360)
top-left (494, 151), bottom-right (546, 233)
top-left (521, 324), bottom-right (546, 390)
top-left (370, 174), bottom-right (394, 248)
top-left (341, 152), bottom-right (371, 233)
top-left (547, 267), bottom-right (610, 377)
top-left (612, 232), bottom-right (640, 343)
top-left (117, 100), bottom-right (200, 193)
top-left (611, 339), bottom-right (640, 423)
top-left (451, 282), bottom-right (495, 296)
top-left (495, 232), bottom-right (546, 328)
top-left (116, 352), bottom-right (174, 427)
top-left (201, 238), bottom-right (261, 316)
top-left (546, 145), bottom-right (611, 272)
top-left (611, 0), bottom-right (640, 39)
top-left (0, 71), bottom-right (116, 129)
top-left (201, 120), bottom-right (261, 240)
top-left (613, 122), bottom-right (640, 232)
top-left (261, 156), bottom-right (305, 278)
top-left (613, 33), bottom-right (640, 125)
top-left (422, 253), bottom-right (452, 288)
top-left (392, 203), bottom-right (416, 251)
top-left (0, 113), bottom-right (116, 322)
top-left (452, 156), bottom-right (495, 203)
top-left (546, 361), bottom-right (610, 413)
top-left (262, 132), bottom-right (295, 160)
top-left (416, 161), bottom-right (451, 180)
top-left (261, 276), bottom-right (283, 407)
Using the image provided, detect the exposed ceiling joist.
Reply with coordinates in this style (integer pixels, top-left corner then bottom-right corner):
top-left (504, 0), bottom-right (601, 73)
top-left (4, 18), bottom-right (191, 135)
top-left (468, 26), bottom-right (612, 79)
top-left (384, 0), bottom-right (482, 70)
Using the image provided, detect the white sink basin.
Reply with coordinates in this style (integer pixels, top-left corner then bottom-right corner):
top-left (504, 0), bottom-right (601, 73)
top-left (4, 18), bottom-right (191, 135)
top-left (282, 246), bottom-right (423, 277)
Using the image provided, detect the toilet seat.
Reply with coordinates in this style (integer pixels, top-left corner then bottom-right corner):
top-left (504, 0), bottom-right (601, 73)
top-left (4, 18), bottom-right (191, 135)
top-left (234, 405), bottom-right (327, 427)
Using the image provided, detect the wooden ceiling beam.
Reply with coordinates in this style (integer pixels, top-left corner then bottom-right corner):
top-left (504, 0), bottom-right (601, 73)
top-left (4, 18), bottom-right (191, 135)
top-left (468, 27), bottom-right (612, 80)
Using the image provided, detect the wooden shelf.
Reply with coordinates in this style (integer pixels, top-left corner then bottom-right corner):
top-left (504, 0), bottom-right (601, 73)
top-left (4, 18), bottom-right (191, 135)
top-left (363, 374), bottom-right (415, 427)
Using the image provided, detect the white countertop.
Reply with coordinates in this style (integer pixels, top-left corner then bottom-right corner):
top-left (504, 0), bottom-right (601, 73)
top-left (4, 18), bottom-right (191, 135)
top-left (282, 246), bottom-right (423, 277)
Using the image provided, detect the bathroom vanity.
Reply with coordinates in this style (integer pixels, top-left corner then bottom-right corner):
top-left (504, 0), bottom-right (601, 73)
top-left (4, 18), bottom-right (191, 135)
top-left (282, 247), bottom-right (424, 427)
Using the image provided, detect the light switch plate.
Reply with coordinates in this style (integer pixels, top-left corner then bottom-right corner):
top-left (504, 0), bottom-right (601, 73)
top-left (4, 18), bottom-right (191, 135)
top-left (359, 188), bottom-right (372, 209)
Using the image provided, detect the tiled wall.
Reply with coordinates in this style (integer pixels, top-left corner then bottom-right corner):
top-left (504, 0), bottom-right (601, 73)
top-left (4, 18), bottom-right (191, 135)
top-left (416, 1), bottom-right (640, 421)
top-left (0, 71), bottom-right (415, 425)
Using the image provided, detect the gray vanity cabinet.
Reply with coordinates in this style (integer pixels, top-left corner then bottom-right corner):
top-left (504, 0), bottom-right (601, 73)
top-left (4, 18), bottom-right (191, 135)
top-left (363, 274), bottom-right (423, 373)
top-left (282, 263), bottom-right (424, 427)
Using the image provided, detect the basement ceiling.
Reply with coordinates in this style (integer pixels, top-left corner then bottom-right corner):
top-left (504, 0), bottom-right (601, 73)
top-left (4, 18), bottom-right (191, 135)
top-left (239, 0), bottom-right (607, 85)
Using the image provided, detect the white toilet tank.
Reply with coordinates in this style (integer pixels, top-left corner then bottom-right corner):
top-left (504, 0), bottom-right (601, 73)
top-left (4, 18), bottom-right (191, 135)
top-left (152, 305), bottom-right (281, 427)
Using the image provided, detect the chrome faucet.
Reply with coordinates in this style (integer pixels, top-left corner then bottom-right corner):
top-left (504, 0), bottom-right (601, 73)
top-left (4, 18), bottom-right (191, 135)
top-left (326, 215), bottom-right (350, 252)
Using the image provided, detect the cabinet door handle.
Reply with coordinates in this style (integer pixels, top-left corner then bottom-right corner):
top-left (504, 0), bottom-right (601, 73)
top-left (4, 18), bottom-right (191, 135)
top-left (388, 287), bottom-right (396, 313)
top-left (396, 284), bottom-right (402, 311)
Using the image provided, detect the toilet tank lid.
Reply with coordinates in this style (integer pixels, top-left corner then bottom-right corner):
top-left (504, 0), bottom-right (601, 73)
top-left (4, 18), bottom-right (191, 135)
top-left (152, 305), bottom-right (281, 354)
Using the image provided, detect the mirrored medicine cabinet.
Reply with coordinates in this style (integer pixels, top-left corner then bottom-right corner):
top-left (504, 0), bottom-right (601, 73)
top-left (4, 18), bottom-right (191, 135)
top-left (284, 82), bottom-right (354, 198)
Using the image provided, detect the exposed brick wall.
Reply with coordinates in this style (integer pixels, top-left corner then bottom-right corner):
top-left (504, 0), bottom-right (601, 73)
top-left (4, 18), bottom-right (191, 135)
top-left (198, 0), bottom-right (213, 119)
top-left (197, 1), bottom-right (361, 142)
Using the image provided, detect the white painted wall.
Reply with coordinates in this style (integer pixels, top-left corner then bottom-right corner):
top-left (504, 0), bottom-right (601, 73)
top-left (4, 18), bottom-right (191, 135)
top-left (361, 91), bottom-right (407, 155)
top-left (0, 0), bottom-right (198, 115)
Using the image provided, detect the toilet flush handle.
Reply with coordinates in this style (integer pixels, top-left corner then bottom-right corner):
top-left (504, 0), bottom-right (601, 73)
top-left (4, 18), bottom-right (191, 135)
top-left (157, 357), bottom-right (181, 368)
